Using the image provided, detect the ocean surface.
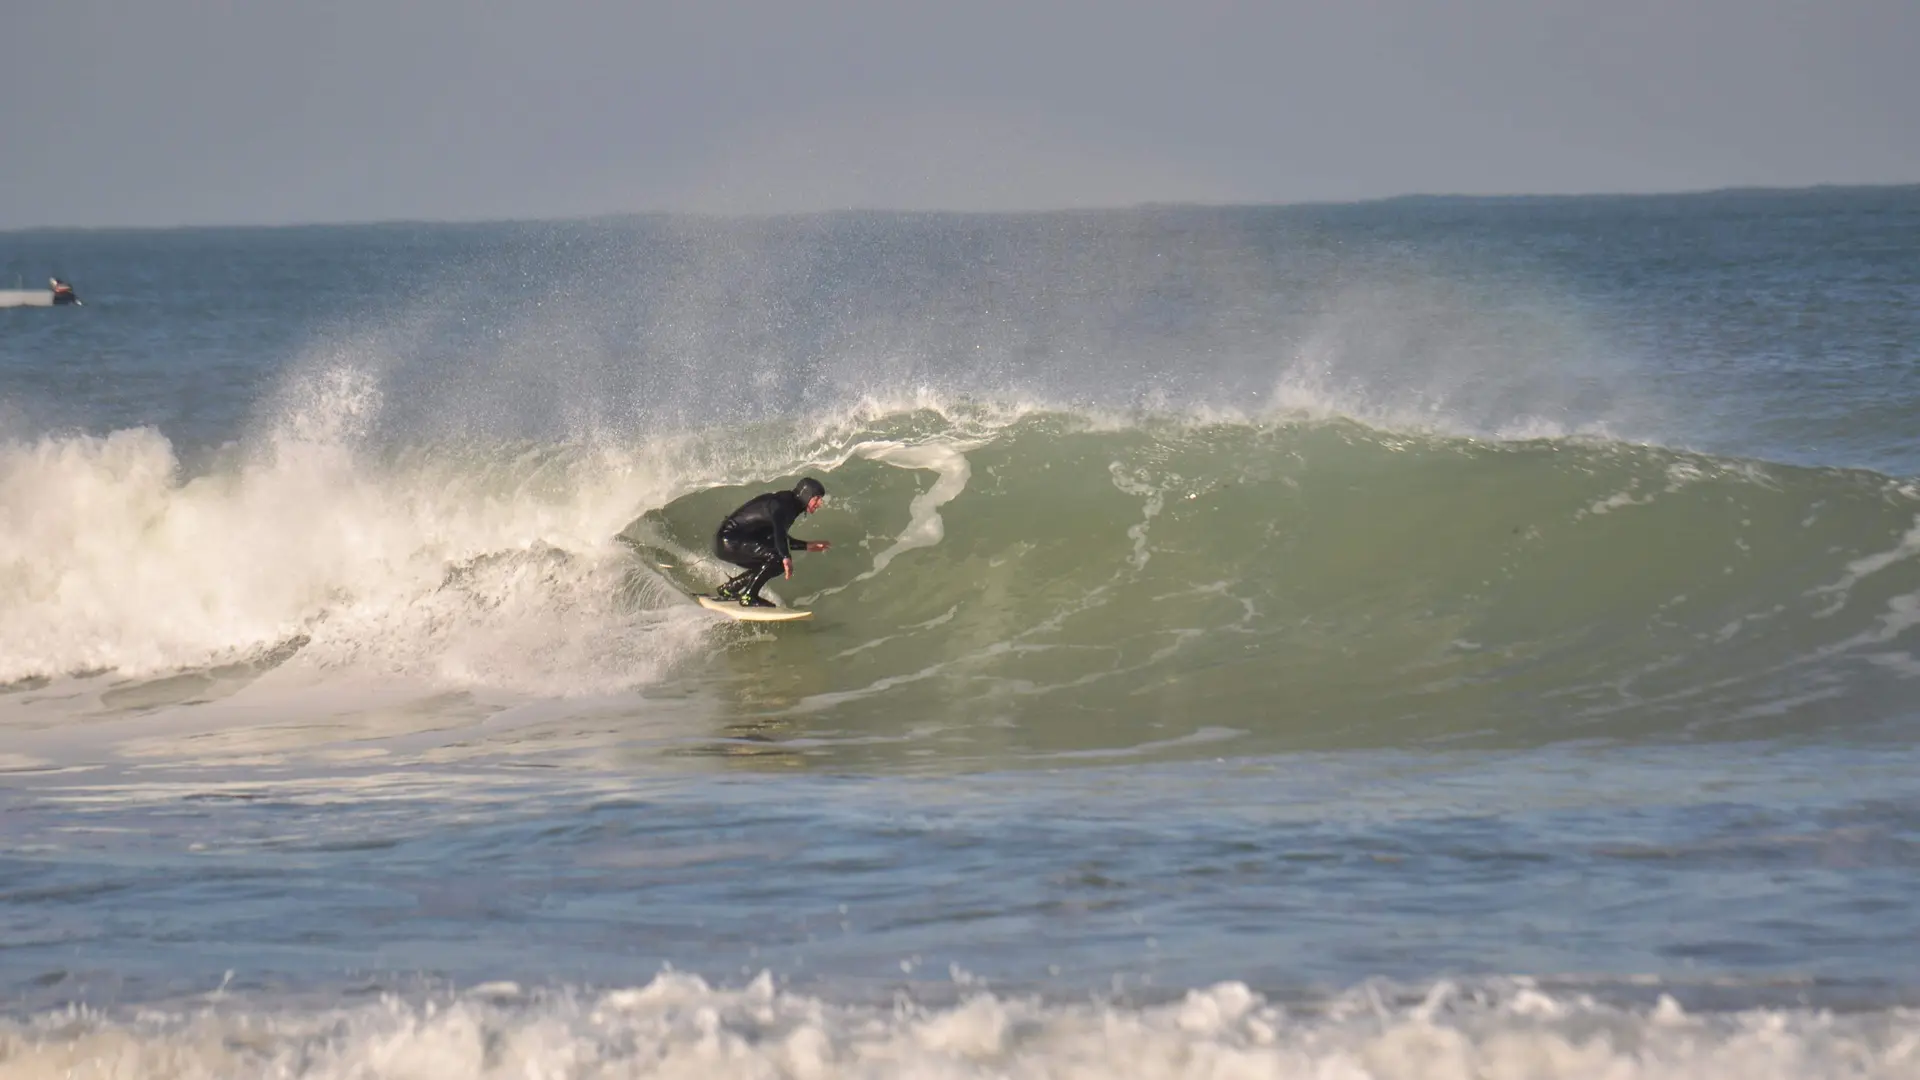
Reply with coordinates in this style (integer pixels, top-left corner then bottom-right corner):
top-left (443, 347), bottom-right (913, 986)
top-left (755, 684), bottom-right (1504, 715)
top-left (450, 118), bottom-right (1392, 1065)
top-left (3, 187), bottom-right (1920, 1077)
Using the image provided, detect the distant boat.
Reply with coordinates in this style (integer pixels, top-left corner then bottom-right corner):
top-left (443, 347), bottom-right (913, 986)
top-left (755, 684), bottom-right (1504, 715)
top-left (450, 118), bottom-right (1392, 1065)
top-left (0, 278), bottom-right (81, 307)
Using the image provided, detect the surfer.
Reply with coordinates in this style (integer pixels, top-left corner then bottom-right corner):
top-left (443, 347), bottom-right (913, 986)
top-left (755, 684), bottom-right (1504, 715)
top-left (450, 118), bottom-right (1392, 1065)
top-left (712, 477), bottom-right (832, 607)
top-left (49, 278), bottom-right (79, 305)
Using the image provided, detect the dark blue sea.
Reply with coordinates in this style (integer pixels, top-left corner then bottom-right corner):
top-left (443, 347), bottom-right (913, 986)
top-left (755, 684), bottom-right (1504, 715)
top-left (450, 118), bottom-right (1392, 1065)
top-left (4, 187), bottom-right (1920, 1077)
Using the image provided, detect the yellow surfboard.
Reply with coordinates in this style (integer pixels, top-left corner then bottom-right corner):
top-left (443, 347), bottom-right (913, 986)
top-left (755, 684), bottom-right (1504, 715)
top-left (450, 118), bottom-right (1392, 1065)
top-left (694, 595), bottom-right (814, 622)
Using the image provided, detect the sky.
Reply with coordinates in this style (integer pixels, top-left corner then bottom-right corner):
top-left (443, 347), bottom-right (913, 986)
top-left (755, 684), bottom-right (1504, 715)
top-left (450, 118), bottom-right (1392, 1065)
top-left (2, 0), bottom-right (1916, 228)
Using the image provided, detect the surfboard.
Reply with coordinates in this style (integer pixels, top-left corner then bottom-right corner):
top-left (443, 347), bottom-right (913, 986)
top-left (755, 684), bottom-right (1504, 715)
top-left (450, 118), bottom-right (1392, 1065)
top-left (694, 595), bottom-right (813, 622)
top-left (617, 537), bottom-right (812, 622)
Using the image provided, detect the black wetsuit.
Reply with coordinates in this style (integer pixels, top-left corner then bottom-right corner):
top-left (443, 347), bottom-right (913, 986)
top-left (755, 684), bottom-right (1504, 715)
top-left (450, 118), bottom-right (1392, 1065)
top-left (713, 491), bottom-right (816, 602)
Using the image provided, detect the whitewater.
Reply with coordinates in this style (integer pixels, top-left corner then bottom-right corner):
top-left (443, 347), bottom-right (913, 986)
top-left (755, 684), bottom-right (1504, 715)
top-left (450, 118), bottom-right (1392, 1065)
top-left (3, 188), bottom-right (1920, 1077)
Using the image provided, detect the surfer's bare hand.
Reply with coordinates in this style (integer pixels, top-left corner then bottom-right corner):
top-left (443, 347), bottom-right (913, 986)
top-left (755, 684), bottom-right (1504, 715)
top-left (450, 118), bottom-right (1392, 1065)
top-left (783, 558), bottom-right (793, 579)
top-left (811, 541), bottom-right (831, 552)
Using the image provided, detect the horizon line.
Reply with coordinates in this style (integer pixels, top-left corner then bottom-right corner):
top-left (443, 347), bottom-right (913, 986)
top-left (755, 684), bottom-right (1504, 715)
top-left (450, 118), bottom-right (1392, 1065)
top-left (4, 179), bottom-right (1916, 235)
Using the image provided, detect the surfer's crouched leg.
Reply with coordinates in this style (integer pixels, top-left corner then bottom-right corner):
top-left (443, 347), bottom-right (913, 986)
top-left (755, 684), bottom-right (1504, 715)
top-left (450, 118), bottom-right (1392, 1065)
top-left (715, 533), bottom-right (781, 605)
top-left (714, 571), bottom-right (752, 601)
top-left (741, 561), bottom-right (781, 606)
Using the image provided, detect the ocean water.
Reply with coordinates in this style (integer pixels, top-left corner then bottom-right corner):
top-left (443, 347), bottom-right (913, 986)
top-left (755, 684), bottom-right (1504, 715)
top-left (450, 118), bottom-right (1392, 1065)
top-left (3, 187), bottom-right (1920, 1078)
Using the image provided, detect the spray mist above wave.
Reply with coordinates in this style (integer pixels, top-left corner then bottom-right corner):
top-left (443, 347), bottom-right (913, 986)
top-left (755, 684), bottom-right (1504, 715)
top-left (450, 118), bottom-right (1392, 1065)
top-left (260, 208), bottom-right (1660, 453)
top-left (1266, 272), bottom-right (1649, 442)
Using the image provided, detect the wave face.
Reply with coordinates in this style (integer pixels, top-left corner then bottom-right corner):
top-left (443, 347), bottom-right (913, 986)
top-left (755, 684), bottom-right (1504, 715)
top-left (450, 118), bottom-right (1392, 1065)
top-left (632, 408), bottom-right (1920, 757)
top-left (8, 392), bottom-right (1919, 758)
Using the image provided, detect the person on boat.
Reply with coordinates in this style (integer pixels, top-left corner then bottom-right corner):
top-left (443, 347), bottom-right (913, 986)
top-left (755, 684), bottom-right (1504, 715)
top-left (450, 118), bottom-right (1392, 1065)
top-left (712, 478), bottom-right (831, 607)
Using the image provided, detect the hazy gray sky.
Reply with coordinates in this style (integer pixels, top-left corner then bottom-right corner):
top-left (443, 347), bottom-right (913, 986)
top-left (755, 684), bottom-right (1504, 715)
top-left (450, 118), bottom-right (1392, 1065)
top-left (3, 0), bottom-right (1915, 227)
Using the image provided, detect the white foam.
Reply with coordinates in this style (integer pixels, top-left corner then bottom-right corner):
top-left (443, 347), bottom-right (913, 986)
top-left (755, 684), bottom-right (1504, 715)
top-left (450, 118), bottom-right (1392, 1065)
top-left (1810, 515), bottom-right (1920, 619)
top-left (858, 440), bottom-right (975, 576)
top-left (0, 365), bottom-right (706, 694)
top-left (2, 974), bottom-right (1915, 1080)
top-left (1106, 462), bottom-right (1167, 571)
top-left (800, 437), bottom-right (978, 603)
